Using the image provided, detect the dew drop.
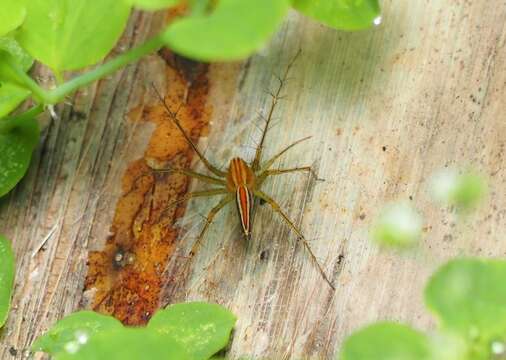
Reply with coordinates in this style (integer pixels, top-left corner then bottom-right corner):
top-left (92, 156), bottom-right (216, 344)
top-left (75, 330), bottom-right (89, 345)
top-left (373, 16), bottom-right (382, 26)
top-left (491, 341), bottom-right (505, 355)
top-left (64, 341), bottom-right (80, 354)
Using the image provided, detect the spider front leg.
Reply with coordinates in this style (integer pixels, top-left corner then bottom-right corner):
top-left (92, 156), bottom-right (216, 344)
top-left (253, 190), bottom-right (335, 290)
top-left (152, 85), bottom-right (227, 177)
top-left (259, 136), bottom-right (312, 172)
top-left (257, 166), bottom-right (322, 187)
top-left (252, 51), bottom-right (301, 171)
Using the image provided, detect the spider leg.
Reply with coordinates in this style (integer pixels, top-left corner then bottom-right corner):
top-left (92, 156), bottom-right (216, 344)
top-left (157, 188), bottom-right (229, 221)
top-left (153, 167), bottom-right (226, 186)
top-left (174, 195), bottom-right (234, 284)
top-left (259, 136), bottom-right (312, 172)
top-left (152, 85), bottom-right (226, 177)
top-left (257, 166), bottom-right (322, 187)
top-left (252, 50), bottom-right (301, 171)
top-left (253, 189), bottom-right (335, 290)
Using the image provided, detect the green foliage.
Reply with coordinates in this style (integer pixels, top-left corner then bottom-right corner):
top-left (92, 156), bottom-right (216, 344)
top-left (0, 2), bottom-right (26, 36)
top-left (32, 311), bottom-right (124, 354)
top-left (426, 258), bottom-right (506, 341)
top-left (0, 81), bottom-right (31, 117)
top-left (370, 202), bottom-right (422, 248)
top-left (341, 258), bottom-right (506, 360)
top-left (430, 169), bottom-right (487, 211)
top-left (148, 302), bottom-right (237, 360)
top-left (0, 36), bottom-right (34, 78)
top-left (56, 328), bottom-right (191, 360)
top-left (0, 109), bottom-right (40, 197)
top-left (292, 0), bottom-right (381, 31)
top-left (0, 37), bottom-right (33, 110)
top-left (162, 0), bottom-right (290, 61)
top-left (341, 322), bottom-right (431, 360)
top-left (15, 0), bottom-right (131, 72)
top-left (125, 0), bottom-right (181, 11)
top-left (0, 234), bottom-right (15, 327)
top-left (451, 173), bottom-right (487, 210)
top-left (33, 302), bottom-right (236, 360)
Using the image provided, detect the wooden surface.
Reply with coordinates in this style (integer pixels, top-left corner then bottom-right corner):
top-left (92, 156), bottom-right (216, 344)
top-left (1, 1), bottom-right (506, 358)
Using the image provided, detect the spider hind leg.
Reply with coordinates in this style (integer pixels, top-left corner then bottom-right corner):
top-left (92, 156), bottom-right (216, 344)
top-left (253, 189), bottom-right (335, 290)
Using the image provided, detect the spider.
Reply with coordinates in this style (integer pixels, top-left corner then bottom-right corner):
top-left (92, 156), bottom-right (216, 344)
top-left (152, 53), bottom-right (334, 290)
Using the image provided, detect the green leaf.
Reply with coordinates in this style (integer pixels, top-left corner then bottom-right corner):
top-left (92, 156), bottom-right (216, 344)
top-left (340, 322), bottom-right (431, 360)
top-left (125, 0), bottom-right (180, 11)
top-left (430, 169), bottom-right (487, 210)
top-left (428, 331), bottom-right (470, 360)
top-left (32, 311), bottom-right (124, 355)
top-left (0, 1), bottom-right (26, 36)
top-left (291, 0), bottom-right (381, 31)
top-left (451, 173), bottom-right (487, 210)
top-left (0, 36), bottom-right (34, 86)
top-left (0, 81), bottom-right (31, 117)
top-left (0, 234), bottom-right (15, 327)
top-left (163, 0), bottom-right (290, 61)
top-left (16, 0), bottom-right (131, 71)
top-left (148, 302), bottom-right (237, 360)
top-left (370, 202), bottom-right (422, 248)
top-left (425, 258), bottom-right (506, 340)
top-left (55, 327), bottom-right (191, 360)
top-left (0, 36), bottom-right (33, 72)
top-left (0, 111), bottom-right (39, 197)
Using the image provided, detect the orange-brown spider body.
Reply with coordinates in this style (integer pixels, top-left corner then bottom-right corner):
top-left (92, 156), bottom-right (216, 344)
top-left (227, 158), bottom-right (255, 236)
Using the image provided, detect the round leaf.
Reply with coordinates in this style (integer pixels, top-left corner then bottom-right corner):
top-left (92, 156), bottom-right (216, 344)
top-left (452, 173), bottom-right (487, 210)
top-left (340, 322), bottom-right (430, 360)
top-left (16, 0), bottom-right (131, 71)
top-left (0, 37), bottom-right (34, 85)
top-left (32, 311), bottom-right (124, 355)
top-left (0, 1), bottom-right (26, 36)
top-left (0, 234), bottom-right (15, 327)
top-left (292, 0), bottom-right (381, 31)
top-left (0, 81), bottom-right (31, 117)
top-left (0, 36), bottom-right (33, 72)
top-left (148, 302), bottom-right (237, 360)
top-left (0, 113), bottom-right (39, 197)
top-left (425, 258), bottom-right (506, 339)
top-left (125, 0), bottom-right (180, 11)
top-left (370, 202), bottom-right (422, 248)
top-left (163, 0), bottom-right (290, 61)
top-left (55, 328), bottom-right (190, 360)
top-left (429, 169), bottom-right (487, 210)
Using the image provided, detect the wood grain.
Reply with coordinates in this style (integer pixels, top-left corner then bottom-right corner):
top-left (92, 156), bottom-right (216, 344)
top-left (1, 1), bottom-right (506, 358)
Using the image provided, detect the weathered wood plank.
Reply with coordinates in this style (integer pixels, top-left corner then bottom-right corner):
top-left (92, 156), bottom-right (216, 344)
top-left (1, 1), bottom-right (506, 358)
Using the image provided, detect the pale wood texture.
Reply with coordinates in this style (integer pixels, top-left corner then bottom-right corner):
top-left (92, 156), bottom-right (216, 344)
top-left (1, 1), bottom-right (506, 358)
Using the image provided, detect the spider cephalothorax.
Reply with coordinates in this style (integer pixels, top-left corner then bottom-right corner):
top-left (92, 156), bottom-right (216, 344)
top-left (152, 52), bottom-right (334, 290)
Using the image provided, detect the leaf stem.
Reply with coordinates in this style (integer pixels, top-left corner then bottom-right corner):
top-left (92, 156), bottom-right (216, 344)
top-left (46, 35), bottom-right (165, 103)
top-left (7, 35), bottom-right (165, 105)
top-left (5, 62), bottom-right (47, 103)
top-left (0, 104), bottom-right (43, 134)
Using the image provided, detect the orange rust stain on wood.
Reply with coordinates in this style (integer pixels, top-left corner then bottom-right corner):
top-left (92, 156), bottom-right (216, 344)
top-left (85, 54), bottom-right (210, 325)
